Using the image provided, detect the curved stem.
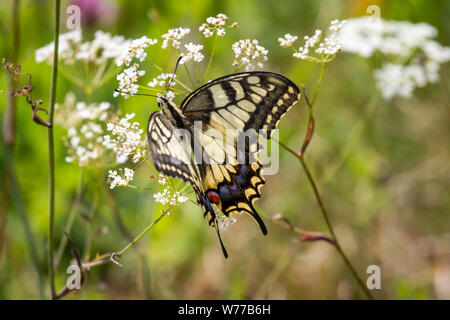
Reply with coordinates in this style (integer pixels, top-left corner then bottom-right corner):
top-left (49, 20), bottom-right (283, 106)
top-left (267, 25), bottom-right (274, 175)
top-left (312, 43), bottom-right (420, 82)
top-left (310, 62), bottom-right (325, 108)
top-left (47, 0), bottom-right (61, 300)
top-left (278, 141), bottom-right (373, 299)
top-left (117, 207), bottom-right (169, 257)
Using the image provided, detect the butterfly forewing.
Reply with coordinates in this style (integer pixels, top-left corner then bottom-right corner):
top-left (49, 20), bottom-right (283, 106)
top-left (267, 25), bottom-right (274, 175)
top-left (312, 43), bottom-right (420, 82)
top-left (147, 112), bottom-right (202, 189)
top-left (180, 72), bottom-right (301, 138)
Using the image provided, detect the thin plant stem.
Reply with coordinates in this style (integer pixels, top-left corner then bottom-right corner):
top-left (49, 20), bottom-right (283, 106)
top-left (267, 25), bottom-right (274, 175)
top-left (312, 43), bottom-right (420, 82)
top-left (54, 169), bottom-right (84, 268)
top-left (310, 62), bottom-right (325, 108)
top-left (82, 179), bottom-right (100, 262)
top-left (0, 0), bottom-right (21, 258)
top-left (116, 207), bottom-right (169, 257)
top-left (278, 140), bottom-right (374, 299)
top-left (275, 59), bottom-right (374, 299)
top-left (108, 191), bottom-right (151, 299)
top-left (47, 0), bottom-right (61, 299)
top-left (75, 207), bottom-right (169, 270)
top-left (152, 63), bottom-right (191, 92)
top-left (183, 64), bottom-right (195, 89)
top-left (2, 0), bottom-right (20, 146)
top-left (203, 34), bottom-right (217, 84)
top-left (194, 62), bottom-right (200, 87)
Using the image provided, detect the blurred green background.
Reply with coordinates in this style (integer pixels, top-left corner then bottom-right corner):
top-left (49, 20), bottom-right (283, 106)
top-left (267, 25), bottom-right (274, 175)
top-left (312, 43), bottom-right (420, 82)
top-left (0, 0), bottom-right (449, 299)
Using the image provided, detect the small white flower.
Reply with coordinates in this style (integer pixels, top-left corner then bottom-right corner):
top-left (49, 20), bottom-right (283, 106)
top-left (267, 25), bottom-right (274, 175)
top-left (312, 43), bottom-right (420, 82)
top-left (158, 174), bottom-right (167, 185)
top-left (290, 20), bottom-right (346, 61)
top-left (232, 39), bottom-right (268, 71)
top-left (35, 30), bottom-right (82, 64)
top-left (161, 27), bottom-right (191, 49)
top-left (180, 43), bottom-right (204, 64)
top-left (148, 73), bottom-right (176, 87)
top-left (56, 95), bottom-right (117, 167)
top-left (339, 17), bottom-right (450, 100)
top-left (153, 185), bottom-right (189, 206)
top-left (199, 13), bottom-right (237, 38)
top-left (216, 211), bottom-right (241, 231)
top-left (338, 17), bottom-right (437, 58)
top-left (103, 113), bottom-right (146, 163)
top-left (374, 63), bottom-right (430, 100)
top-left (115, 64), bottom-right (145, 98)
top-left (278, 34), bottom-right (298, 48)
top-left (117, 36), bottom-right (158, 67)
top-left (107, 168), bottom-right (134, 189)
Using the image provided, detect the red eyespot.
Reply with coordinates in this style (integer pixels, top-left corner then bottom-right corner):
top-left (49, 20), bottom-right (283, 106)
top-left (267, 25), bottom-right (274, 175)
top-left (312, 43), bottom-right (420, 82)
top-left (207, 191), bottom-right (221, 205)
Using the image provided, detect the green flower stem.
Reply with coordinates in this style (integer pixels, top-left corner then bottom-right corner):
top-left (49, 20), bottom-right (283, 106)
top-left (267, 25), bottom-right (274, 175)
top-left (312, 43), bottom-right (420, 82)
top-left (80, 207), bottom-right (170, 271)
top-left (203, 34), bottom-right (217, 84)
top-left (92, 60), bottom-right (108, 87)
top-left (116, 207), bottom-right (169, 257)
top-left (275, 60), bottom-right (374, 299)
top-left (126, 184), bottom-right (155, 191)
top-left (54, 169), bottom-right (84, 268)
top-left (152, 63), bottom-right (192, 92)
top-left (278, 141), bottom-right (374, 299)
top-left (183, 64), bottom-right (195, 89)
top-left (47, 0), bottom-right (61, 300)
top-left (310, 62), bottom-right (325, 108)
top-left (82, 179), bottom-right (100, 262)
top-left (138, 85), bottom-right (187, 95)
top-left (194, 62), bottom-right (200, 87)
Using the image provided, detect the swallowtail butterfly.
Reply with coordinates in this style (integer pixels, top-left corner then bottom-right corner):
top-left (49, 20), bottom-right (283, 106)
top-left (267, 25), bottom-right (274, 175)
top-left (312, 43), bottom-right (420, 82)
top-left (147, 71), bottom-right (300, 257)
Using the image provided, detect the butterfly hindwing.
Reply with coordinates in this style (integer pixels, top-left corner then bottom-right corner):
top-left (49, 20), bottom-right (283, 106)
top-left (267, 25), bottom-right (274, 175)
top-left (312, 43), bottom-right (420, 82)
top-left (197, 161), bottom-right (267, 235)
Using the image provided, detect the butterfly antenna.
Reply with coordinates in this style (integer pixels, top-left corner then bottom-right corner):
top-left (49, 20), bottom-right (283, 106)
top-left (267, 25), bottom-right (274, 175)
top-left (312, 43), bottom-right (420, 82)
top-left (164, 56), bottom-right (183, 99)
top-left (215, 223), bottom-right (228, 259)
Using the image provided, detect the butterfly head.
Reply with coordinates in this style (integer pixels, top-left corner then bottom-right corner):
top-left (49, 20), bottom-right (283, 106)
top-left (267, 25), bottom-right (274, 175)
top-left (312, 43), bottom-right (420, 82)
top-left (158, 96), bottom-right (185, 127)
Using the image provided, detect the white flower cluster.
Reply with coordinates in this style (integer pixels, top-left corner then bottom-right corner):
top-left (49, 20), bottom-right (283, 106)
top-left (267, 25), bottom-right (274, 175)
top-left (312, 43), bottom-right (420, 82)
top-left (107, 168), bottom-right (135, 189)
top-left (35, 30), bottom-right (131, 66)
top-left (35, 30), bottom-right (82, 64)
top-left (147, 73), bottom-right (176, 87)
top-left (147, 73), bottom-right (176, 102)
top-left (288, 19), bottom-right (346, 61)
top-left (232, 39), bottom-right (268, 71)
top-left (180, 43), bottom-right (205, 64)
top-left (199, 13), bottom-right (238, 37)
top-left (339, 17), bottom-right (450, 99)
top-left (103, 113), bottom-right (146, 164)
top-left (278, 33), bottom-right (298, 48)
top-left (339, 17), bottom-right (437, 58)
top-left (374, 63), bottom-right (439, 100)
top-left (55, 94), bottom-right (117, 167)
top-left (114, 64), bottom-right (146, 98)
top-left (116, 36), bottom-right (158, 67)
top-left (153, 174), bottom-right (189, 206)
top-left (114, 36), bottom-right (159, 98)
top-left (161, 27), bottom-right (191, 49)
